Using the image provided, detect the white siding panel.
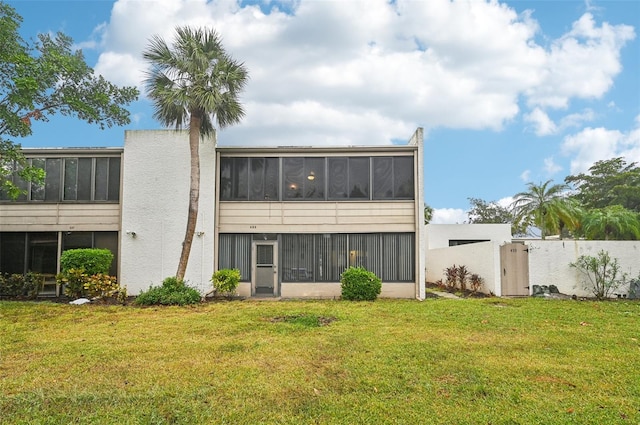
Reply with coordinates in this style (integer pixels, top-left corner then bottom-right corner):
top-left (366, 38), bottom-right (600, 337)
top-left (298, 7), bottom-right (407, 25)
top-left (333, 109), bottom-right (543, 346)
top-left (0, 203), bottom-right (120, 231)
top-left (218, 201), bottom-right (415, 232)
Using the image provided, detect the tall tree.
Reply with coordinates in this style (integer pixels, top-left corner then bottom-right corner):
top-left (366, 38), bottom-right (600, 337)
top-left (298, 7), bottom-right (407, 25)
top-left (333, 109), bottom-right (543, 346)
top-left (143, 26), bottom-right (248, 281)
top-left (510, 180), bottom-right (580, 239)
top-left (0, 2), bottom-right (138, 199)
top-left (565, 157), bottom-right (640, 212)
top-left (466, 197), bottom-right (527, 235)
top-left (581, 205), bottom-right (640, 240)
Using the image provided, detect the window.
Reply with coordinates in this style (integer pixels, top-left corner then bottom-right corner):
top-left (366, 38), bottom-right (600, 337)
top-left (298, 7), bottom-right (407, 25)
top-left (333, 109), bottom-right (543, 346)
top-left (328, 157), bottom-right (369, 200)
top-left (220, 157), bottom-right (278, 201)
top-left (1, 156), bottom-right (121, 203)
top-left (220, 155), bottom-right (413, 202)
top-left (373, 156), bottom-right (414, 200)
top-left (281, 233), bottom-right (414, 282)
top-left (218, 234), bottom-right (251, 281)
top-left (283, 157), bottom-right (325, 200)
top-left (0, 232), bottom-right (119, 276)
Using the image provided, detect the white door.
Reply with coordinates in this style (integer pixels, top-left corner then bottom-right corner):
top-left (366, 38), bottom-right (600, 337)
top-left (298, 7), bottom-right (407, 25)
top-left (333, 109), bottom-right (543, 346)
top-left (253, 241), bottom-right (278, 296)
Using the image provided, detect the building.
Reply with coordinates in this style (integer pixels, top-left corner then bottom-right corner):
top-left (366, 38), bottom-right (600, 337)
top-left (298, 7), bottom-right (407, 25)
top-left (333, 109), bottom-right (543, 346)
top-left (1, 129), bottom-right (426, 299)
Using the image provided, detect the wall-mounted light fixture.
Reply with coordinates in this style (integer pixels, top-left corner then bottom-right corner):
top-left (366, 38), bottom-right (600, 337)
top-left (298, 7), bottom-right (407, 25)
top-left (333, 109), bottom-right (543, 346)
top-left (126, 230), bottom-right (137, 238)
top-left (196, 231), bottom-right (205, 237)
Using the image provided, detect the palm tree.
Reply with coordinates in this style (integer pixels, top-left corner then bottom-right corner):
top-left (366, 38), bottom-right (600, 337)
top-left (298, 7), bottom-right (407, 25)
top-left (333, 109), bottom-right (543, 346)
top-left (581, 205), bottom-right (640, 240)
top-left (143, 27), bottom-right (248, 281)
top-left (510, 180), bottom-right (579, 239)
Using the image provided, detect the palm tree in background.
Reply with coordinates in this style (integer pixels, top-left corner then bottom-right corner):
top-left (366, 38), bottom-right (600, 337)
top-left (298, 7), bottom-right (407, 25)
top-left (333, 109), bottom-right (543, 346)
top-left (511, 180), bottom-right (580, 239)
top-left (143, 26), bottom-right (248, 281)
top-left (581, 205), bottom-right (640, 240)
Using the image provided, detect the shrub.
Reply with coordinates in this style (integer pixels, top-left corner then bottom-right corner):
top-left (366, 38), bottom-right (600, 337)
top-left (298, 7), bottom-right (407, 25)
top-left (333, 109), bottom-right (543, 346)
top-left (135, 277), bottom-right (201, 306)
top-left (456, 265), bottom-right (469, 292)
top-left (211, 268), bottom-right (241, 298)
top-left (60, 248), bottom-right (113, 275)
top-left (469, 273), bottom-right (484, 293)
top-left (84, 274), bottom-right (120, 299)
top-left (341, 266), bottom-right (382, 301)
top-left (570, 250), bottom-right (628, 300)
top-left (444, 265), bottom-right (458, 290)
top-left (0, 272), bottom-right (43, 298)
top-left (58, 268), bottom-right (89, 298)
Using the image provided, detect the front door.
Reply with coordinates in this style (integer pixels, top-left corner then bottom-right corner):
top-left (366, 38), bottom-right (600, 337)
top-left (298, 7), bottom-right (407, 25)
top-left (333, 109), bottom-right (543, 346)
top-left (253, 241), bottom-right (278, 296)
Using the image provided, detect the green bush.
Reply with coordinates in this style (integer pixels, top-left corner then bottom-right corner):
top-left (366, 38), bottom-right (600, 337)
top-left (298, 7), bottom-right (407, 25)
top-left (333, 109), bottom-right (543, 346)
top-left (60, 248), bottom-right (113, 275)
top-left (211, 268), bottom-right (241, 298)
top-left (135, 277), bottom-right (201, 306)
top-left (57, 268), bottom-right (89, 298)
top-left (84, 274), bottom-right (120, 299)
top-left (341, 266), bottom-right (382, 301)
top-left (0, 272), bottom-right (42, 298)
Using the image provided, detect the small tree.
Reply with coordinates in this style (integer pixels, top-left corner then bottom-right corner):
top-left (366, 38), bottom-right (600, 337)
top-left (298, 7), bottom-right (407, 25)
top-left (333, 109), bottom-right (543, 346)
top-left (570, 250), bottom-right (628, 300)
top-left (341, 266), bottom-right (382, 301)
top-left (211, 268), bottom-right (241, 299)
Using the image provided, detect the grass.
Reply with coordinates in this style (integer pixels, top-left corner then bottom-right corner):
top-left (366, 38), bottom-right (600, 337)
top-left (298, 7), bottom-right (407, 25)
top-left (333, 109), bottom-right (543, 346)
top-left (1, 297), bottom-right (639, 424)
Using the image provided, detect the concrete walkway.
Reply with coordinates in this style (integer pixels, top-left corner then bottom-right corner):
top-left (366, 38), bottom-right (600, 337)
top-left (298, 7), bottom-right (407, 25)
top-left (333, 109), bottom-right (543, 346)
top-left (426, 290), bottom-right (461, 299)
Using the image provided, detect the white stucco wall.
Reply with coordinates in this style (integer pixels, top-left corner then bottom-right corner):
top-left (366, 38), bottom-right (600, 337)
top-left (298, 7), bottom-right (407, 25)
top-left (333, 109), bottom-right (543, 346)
top-left (426, 224), bottom-right (512, 249)
top-left (426, 241), bottom-right (501, 295)
top-left (527, 240), bottom-right (640, 298)
top-left (120, 130), bottom-right (216, 294)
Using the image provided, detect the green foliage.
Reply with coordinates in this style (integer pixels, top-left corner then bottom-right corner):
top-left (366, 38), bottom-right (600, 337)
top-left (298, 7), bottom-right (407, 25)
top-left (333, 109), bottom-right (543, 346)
top-left (565, 157), bottom-right (640, 212)
top-left (570, 250), bottom-right (628, 300)
top-left (0, 272), bottom-right (42, 298)
top-left (211, 268), bottom-right (241, 297)
top-left (424, 203), bottom-right (433, 224)
top-left (84, 274), bottom-right (120, 300)
top-left (60, 248), bottom-right (113, 275)
top-left (511, 180), bottom-right (580, 239)
top-left (57, 268), bottom-right (88, 298)
top-left (580, 205), bottom-right (640, 240)
top-left (135, 277), bottom-right (201, 306)
top-left (0, 2), bottom-right (138, 199)
top-left (467, 197), bottom-right (527, 236)
top-left (456, 264), bottom-right (469, 292)
top-left (340, 266), bottom-right (382, 301)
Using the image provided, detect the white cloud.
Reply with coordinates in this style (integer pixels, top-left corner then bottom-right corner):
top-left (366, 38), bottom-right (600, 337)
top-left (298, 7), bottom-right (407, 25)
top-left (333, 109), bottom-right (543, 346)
top-left (431, 208), bottom-right (467, 224)
top-left (88, 1), bottom-right (635, 146)
top-left (562, 115), bottom-right (640, 173)
top-left (544, 157), bottom-right (562, 175)
top-left (524, 107), bottom-right (557, 136)
top-left (520, 170), bottom-right (531, 182)
top-left (526, 13), bottom-right (635, 109)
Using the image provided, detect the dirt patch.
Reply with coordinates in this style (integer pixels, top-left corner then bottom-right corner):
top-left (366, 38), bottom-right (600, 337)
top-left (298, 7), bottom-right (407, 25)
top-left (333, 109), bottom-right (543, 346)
top-left (268, 314), bottom-right (337, 327)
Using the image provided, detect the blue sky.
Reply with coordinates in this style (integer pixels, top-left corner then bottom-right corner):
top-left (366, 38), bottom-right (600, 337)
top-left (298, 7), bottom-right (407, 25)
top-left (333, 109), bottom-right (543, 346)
top-left (7, 0), bottom-right (640, 223)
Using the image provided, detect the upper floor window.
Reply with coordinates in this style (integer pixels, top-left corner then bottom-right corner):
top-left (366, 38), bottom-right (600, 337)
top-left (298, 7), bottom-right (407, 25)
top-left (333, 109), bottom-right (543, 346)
top-left (0, 156), bottom-right (121, 203)
top-left (220, 155), bottom-right (414, 202)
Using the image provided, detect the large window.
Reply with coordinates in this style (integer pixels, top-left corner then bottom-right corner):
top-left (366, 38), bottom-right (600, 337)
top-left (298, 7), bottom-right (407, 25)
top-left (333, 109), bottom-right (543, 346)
top-left (280, 233), bottom-right (414, 282)
top-left (0, 156), bottom-right (121, 202)
top-left (220, 155), bottom-right (413, 202)
top-left (0, 232), bottom-right (119, 276)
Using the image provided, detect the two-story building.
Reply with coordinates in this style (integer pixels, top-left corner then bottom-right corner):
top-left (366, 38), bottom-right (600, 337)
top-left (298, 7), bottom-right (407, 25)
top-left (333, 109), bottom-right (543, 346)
top-left (1, 128), bottom-right (426, 299)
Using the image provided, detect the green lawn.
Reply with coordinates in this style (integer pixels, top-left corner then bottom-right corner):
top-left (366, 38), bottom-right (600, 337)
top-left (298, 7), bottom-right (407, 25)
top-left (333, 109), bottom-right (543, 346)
top-left (1, 297), bottom-right (638, 424)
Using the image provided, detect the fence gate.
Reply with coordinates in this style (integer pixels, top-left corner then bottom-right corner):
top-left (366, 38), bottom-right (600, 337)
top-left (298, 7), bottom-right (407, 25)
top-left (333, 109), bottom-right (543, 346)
top-left (500, 243), bottom-right (530, 296)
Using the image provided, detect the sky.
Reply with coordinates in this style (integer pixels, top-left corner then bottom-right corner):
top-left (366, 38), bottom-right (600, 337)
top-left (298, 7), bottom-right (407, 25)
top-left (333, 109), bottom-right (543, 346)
top-left (7, 0), bottom-right (640, 224)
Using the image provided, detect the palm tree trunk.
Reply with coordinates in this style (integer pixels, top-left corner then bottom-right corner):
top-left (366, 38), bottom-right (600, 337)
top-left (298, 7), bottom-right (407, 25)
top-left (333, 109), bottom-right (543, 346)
top-left (176, 119), bottom-right (201, 281)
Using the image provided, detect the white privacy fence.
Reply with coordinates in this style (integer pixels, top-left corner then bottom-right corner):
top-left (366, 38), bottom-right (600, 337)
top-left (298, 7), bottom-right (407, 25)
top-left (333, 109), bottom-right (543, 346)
top-left (426, 239), bottom-right (640, 298)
